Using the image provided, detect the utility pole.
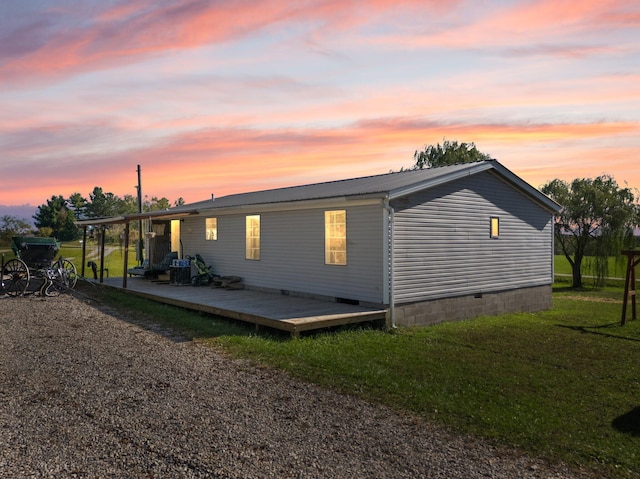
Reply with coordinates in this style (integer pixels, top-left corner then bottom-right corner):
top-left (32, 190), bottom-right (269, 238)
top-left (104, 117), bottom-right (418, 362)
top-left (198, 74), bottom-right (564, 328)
top-left (136, 165), bottom-right (143, 264)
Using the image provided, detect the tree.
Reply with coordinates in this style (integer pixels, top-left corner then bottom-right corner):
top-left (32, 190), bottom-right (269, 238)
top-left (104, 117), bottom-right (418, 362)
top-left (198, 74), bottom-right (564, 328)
top-left (120, 194), bottom-right (139, 214)
top-left (86, 187), bottom-right (126, 218)
top-left (31, 187), bottom-right (186, 242)
top-left (541, 175), bottom-right (639, 288)
top-left (144, 196), bottom-right (171, 211)
top-left (0, 215), bottom-right (33, 246)
top-left (413, 139), bottom-right (492, 169)
top-left (33, 195), bottom-right (80, 241)
top-left (67, 192), bottom-right (89, 220)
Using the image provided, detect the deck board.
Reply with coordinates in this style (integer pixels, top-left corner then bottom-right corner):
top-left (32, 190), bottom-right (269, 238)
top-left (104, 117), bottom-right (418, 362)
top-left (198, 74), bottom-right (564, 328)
top-left (98, 277), bottom-right (388, 336)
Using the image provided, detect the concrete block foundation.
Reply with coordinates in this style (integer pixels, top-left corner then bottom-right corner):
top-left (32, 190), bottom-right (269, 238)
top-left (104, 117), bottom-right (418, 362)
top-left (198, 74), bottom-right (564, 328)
top-left (393, 285), bottom-right (552, 327)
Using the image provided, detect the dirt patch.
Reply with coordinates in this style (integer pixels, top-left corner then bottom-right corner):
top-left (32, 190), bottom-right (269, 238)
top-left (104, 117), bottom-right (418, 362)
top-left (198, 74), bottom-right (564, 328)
top-left (559, 295), bottom-right (621, 303)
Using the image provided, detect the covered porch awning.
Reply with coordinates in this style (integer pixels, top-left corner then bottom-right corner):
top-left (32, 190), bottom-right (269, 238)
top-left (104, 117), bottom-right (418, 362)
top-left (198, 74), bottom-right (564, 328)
top-left (75, 208), bottom-right (200, 227)
top-left (75, 209), bottom-right (200, 287)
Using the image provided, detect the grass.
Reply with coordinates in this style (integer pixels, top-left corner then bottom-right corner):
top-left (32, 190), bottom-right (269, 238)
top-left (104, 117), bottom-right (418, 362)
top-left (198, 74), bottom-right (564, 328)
top-left (0, 241), bottom-right (140, 278)
top-left (59, 241), bottom-right (139, 278)
top-left (76, 282), bottom-right (640, 478)
top-left (554, 254), bottom-right (631, 279)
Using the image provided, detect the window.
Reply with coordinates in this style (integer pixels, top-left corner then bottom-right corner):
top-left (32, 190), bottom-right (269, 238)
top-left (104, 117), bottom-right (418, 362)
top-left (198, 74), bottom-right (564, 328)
top-left (490, 216), bottom-right (500, 238)
top-left (246, 215), bottom-right (260, 260)
top-left (205, 218), bottom-right (217, 241)
top-left (325, 210), bottom-right (346, 265)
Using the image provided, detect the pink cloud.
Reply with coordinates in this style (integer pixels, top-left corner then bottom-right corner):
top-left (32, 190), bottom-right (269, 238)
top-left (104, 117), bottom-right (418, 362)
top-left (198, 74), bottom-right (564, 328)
top-left (0, 0), bottom-right (452, 86)
top-left (2, 0), bottom-right (635, 88)
top-left (1, 1), bottom-right (637, 210)
top-left (374, 0), bottom-right (638, 54)
top-left (504, 0), bottom-right (639, 31)
top-left (3, 115), bottom-right (638, 207)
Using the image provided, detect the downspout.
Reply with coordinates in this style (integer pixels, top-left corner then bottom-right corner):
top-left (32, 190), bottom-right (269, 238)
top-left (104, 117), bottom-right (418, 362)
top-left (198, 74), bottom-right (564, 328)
top-left (383, 198), bottom-right (396, 329)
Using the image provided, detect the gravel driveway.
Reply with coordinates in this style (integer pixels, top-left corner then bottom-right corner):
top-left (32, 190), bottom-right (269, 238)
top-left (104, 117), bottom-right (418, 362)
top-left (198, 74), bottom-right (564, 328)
top-left (0, 293), bottom-right (594, 478)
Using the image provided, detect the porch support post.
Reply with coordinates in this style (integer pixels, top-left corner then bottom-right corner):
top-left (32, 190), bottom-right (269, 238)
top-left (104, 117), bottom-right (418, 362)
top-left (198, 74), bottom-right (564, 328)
top-left (99, 226), bottom-right (106, 283)
top-left (81, 226), bottom-right (88, 278)
top-left (122, 222), bottom-right (130, 289)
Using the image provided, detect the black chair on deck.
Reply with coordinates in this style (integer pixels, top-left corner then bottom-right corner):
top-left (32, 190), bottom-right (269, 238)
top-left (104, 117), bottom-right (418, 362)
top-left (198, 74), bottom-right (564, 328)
top-left (150, 251), bottom-right (178, 277)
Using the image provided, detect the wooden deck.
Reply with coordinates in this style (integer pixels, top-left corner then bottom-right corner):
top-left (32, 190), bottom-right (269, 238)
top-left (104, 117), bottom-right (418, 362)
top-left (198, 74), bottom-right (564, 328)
top-left (98, 277), bottom-right (388, 337)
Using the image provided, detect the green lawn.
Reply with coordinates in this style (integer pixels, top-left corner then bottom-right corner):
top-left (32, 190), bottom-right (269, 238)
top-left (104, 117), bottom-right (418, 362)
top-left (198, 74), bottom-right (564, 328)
top-left (554, 254), bottom-right (631, 279)
top-left (1, 241), bottom-right (138, 279)
top-left (59, 241), bottom-right (139, 278)
top-left (78, 283), bottom-right (640, 478)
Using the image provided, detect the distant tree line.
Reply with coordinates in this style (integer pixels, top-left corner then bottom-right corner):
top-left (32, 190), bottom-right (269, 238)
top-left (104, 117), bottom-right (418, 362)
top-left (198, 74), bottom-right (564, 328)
top-left (0, 187), bottom-right (184, 245)
top-left (0, 216), bottom-right (33, 246)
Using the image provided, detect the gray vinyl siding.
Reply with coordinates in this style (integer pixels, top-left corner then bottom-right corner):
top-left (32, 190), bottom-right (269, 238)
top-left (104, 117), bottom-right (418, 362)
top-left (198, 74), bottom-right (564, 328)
top-left (391, 171), bottom-right (554, 304)
top-left (181, 204), bottom-right (385, 303)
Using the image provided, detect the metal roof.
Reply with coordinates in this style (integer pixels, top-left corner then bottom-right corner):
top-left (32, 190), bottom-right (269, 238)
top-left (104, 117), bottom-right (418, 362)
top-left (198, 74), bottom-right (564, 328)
top-left (76, 160), bottom-right (560, 227)
top-left (180, 160), bottom-right (560, 213)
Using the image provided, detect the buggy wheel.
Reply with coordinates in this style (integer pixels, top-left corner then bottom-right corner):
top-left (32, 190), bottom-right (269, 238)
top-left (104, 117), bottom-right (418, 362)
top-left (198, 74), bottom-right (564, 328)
top-left (1, 259), bottom-right (30, 297)
top-left (50, 259), bottom-right (78, 294)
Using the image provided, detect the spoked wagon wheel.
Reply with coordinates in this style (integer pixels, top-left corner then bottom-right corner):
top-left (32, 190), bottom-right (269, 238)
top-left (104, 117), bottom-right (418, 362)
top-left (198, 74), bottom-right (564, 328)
top-left (1, 259), bottom-right (30, 297)
top-left (47, 259), bottom-right (78, 296)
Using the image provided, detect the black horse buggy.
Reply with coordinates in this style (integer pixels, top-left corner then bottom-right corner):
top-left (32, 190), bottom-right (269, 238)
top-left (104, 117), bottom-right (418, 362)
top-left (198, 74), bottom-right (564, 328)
top-left (1, 237), bottom-right (77, 297)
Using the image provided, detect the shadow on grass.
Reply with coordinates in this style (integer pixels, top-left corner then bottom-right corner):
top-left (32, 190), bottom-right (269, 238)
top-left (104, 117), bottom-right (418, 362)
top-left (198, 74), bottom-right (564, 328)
top-left (556, 323), bottom-right (640, 343)
top-left (612, 406), bottom-right (640, 436)
top-left (553, 285), bottom-right (587, 293)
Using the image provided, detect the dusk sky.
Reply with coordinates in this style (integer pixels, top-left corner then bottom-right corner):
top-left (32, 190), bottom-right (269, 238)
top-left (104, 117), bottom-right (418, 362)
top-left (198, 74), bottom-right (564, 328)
top-left (1, 0), bottom-right (639, 213)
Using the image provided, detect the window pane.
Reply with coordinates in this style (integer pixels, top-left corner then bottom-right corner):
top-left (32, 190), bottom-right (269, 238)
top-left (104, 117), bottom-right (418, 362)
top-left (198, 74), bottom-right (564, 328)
top-left (325, 210), bottom-right (346, 265)
top-left (206, 218), bottom-right (217, 241)
top-left (246, 215), bottom-right (260, 260)
top-left (490, 217), bottom-right (499, 238)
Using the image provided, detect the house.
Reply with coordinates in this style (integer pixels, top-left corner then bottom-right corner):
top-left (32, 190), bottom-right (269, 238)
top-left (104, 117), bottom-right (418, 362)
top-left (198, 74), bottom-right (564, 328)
top-left (159, 160), bottom-right (560, 327)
